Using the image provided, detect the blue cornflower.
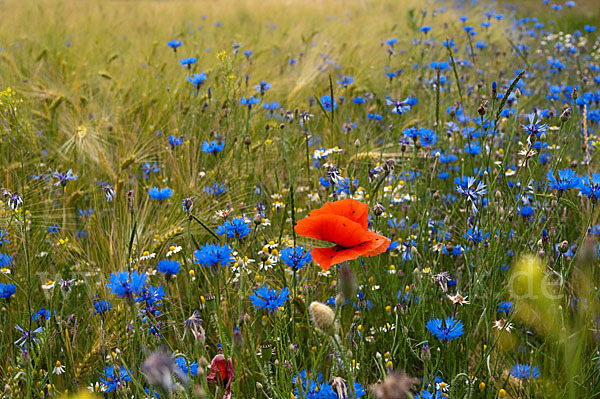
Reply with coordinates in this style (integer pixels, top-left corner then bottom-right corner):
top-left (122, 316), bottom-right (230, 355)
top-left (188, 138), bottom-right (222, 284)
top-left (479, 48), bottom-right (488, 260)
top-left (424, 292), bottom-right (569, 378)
top-left (431, 61), bottom-right (449, 70)
top-left (107, 270), bottom-right (147, 298)
top-left (385, 38), bottom-right (398, 47)
top-left (420, 25), bottom-right (432, 34)
top-left (32, 308), bottom-right (51, 322)
top-left (167, 39), bottom-right (182, 51)
top-left (510, 363), bottom-right (541, 379)
top-left (455, 176), bottom-right (487, 214)
top-left (426, 316), bottom-right (464, 341)
top-left (254, 80), bottom-right (272, 95)
top-left (280, 246), bottom-right (312, 270)
top-left (337, 75), bottom-right (354, 88)
top-left (180, 57), bottom-right (197, 68)
top-left (263, 100), bottom-right (280, 113)
top-left (174, 356), bottom-right (199, 377)
top-left (149, 187), bottom-right (173, 200)
top-left (578, 173), bottom-right (600, 201)
top-left (157, 259), bottom-right (181, 276)
top-left (335, 177), bottom-right (358, 195)
top-left (14, 325), bottom-right (43, 348)
top-left (294, 373), bottom-right (327, 399)
top-left (292, 371), bottom-right (358, 399)
top-left (204, 183), bottom-right (227, 196)
top-left (0, 228), bottom-right (10, 246)
top-left (0, 253), bottom-right (13, 268)
top-left (547, 169), bottom-right (580, 191)
top-left (48, 224), bottom-right (60, 233)
top-left (522, 113), bottom-right (548, 138)
top-left (464, 141), bottom-right (482, 155)
top-left (387, 240), bottom-right (400, 252)
top-left (403, 126), bottom-right (419, 140)
top-left (249, 285), bottom-right (290, 311)
top-left (497, 301), bottom-right (513, 314)
top-left (240, 96), bottom-right (260, 108)
top-left (0, 283), bottom-right (16, 300)
top-left (418, 128), bottom-right (438, 147)
top-left (320, 95), bottom-right (337, 111)
top-left (52, 169), bottom-right (78, 187)
top-left (464, 227), bottom-right (487, 243)
top-left (137, 285), bottom-right (165, 307)
top-left (3, 190), bottom-right (22, 211)
top-left (201, 140), bottom-right (225, 154)
top-left (168, 135), bottom-right (184, 147)
top-left (215, 216), bottom-right (252, 240)
top-left (451, 244), bottom-right (463, 256)
top-left (443, 39), bottom-right (455, 48)
top-left (387, 97), bottom-right (411, 114)
top-left (100, 366), bottom-right (132, 393)
top-left (94, 299), bottom-right (112, 316)
top-left (102, 183), bottom-right (116, 202)
top-left (187, 72), bottom-right (207, 89)
top-left (520, 205), bottom-right (534, 217)
top-left (193, 243), bottom-right (234, 267)
top-left (142, 162), bottom-right (160, 178)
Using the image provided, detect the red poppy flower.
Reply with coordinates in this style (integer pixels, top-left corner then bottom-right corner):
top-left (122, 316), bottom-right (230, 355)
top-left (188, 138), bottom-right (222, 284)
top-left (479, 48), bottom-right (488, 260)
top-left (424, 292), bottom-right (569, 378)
top-left (207, 353), bottom-right (234, 399)
top-left (294, 199), bottom-right (390, 270)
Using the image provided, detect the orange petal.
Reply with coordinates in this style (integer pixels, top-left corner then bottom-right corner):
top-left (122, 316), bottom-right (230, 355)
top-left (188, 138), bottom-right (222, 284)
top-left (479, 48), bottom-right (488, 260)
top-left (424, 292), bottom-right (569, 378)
top-left (363, 232), bottom-right (391, 257)
top-left (311, 238), bottom-right (384, 270)
top-left (294, 214), bottom-right (369, 247)
top-left (308, 199), bottom-right (369, 230)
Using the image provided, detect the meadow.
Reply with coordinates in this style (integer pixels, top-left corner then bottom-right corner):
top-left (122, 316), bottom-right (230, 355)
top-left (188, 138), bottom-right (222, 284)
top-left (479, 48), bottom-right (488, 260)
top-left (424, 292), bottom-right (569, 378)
top-left (0, 0), bottom-right (600, 397)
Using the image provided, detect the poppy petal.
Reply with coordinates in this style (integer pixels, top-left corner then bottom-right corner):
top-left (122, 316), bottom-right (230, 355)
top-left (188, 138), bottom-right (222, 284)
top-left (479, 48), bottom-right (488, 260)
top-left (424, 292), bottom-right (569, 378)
top-left (311, 238), bottom-right (384, 270)
top-left (294, 214), bottom-right (369, 247)
top-left (363, 232), bottom-right (391, 257)
top-left (308, 198), bottom-right (369, 230)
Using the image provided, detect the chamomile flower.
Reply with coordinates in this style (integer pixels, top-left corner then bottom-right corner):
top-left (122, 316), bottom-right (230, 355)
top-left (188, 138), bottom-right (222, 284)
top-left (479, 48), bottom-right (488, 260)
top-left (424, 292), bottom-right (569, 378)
top-left (52, 361), bottom-right (66, 375)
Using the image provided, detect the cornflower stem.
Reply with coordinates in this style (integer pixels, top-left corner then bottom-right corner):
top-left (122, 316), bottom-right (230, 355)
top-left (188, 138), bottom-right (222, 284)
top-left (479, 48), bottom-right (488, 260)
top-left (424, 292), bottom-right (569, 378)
top-left (331, 333), bottom-right (357, 399)
top-left (62, 185), bottom-right (67, 231)
top-left (304, 130), bottom-right (311, 187)
top-left (190, 214), bottom-right (221, 242)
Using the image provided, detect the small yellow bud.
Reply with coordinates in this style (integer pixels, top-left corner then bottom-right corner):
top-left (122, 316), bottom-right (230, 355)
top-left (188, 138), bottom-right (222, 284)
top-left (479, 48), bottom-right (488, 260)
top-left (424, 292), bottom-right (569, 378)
top-left (498, 389), bottom-right (507, 398)
top-left (479, 381), bottom-right (485, 391)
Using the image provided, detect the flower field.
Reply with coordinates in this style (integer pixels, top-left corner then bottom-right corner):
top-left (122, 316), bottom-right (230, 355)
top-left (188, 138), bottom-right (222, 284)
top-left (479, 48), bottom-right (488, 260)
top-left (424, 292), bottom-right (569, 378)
top-left (0, 0), bottom-right (600, 397)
